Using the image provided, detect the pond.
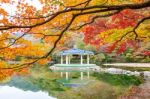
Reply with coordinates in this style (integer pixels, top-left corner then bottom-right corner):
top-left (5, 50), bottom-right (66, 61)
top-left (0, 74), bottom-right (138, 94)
top-left (0, 65), bottom-right (149, 99)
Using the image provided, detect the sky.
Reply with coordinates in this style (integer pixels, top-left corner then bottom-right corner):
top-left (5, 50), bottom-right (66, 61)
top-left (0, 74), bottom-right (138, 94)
top-left (0, 0), bottom-right (43, 16)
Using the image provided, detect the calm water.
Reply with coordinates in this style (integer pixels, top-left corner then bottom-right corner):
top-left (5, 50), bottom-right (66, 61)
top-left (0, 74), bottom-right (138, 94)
top-left (0, 67), bottom-right (150, 99)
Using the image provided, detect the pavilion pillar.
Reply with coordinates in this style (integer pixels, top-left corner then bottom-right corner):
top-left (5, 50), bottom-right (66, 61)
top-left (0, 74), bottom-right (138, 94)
top-left (87, 55), bottom-right (89, 64)
top-left (65, 72), bottom-right (69, 80)
top-left (80, 72), bottom-right (83, 80)
top-left (68, 55), bottom-right (71, 64)
top-left (66, 55), bottom-right (68, 64)
top-left (61, 55), bottom-right (63, 64)
top-left (80, 55), bottom-right (83, 64)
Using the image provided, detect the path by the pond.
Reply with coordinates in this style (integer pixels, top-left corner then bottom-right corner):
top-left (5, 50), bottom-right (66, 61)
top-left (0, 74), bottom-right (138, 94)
top-left (120, 77), bottom-right (150, 99)
top-left (103, 63), bottom-right (150, 67)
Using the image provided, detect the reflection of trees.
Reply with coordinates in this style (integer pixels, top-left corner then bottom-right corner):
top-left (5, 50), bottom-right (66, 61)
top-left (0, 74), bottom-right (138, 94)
top-left (1, 64), bottom-right (67, 96)
top-left (0, 69), bottom-right (13, 83)
top-left (5, 76), bottom-right (40, 92)
top-left (3, 75), bottom-right (66, 95)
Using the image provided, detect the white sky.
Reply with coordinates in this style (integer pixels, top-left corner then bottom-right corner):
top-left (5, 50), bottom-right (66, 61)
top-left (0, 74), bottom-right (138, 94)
top-left (0, 0), bottom-right (43, 16)
top-left (0, 86), bottom-right (56, 99)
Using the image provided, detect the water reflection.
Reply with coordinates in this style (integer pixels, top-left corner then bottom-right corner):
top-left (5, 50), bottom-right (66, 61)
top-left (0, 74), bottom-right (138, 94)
top-left (5, 76), bottom-right (40, 92)
top-left (0, 76), bottom-right (57, 99)
top-left (0, 65), bottom-right (149, 99)
top-left (0, 86), bottom-right (56, 99)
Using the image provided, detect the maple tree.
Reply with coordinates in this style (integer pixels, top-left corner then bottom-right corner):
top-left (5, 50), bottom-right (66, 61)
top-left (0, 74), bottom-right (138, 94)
top-left (83, 7), bottom-right (150, 54)
top-left (0, 0), bottom-right (149, 75)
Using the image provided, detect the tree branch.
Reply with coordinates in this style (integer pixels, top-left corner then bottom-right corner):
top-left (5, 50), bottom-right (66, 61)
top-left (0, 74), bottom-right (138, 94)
top-left (117, 15), bottom-right (150, 42)
top-left (75, 10), bottom-right (121, 30)
top-left (0, 15), bottom-right (76, 70)
top-left (0, 28), bottom-right (31, 50)
top-left (0, 0), bottom-right (149, 30)
top-left (43, 15), bottom-right (76, 58)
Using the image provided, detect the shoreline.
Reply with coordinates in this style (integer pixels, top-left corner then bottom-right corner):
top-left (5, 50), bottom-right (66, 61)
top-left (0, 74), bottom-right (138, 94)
top-left (103, 63), bottom-right (150, 67)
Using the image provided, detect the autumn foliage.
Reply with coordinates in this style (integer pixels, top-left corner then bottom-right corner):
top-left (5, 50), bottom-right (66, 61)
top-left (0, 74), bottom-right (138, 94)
top-left (0, 0), bottom-right (150, 80)
top-left (83, 9), bottom-right (149, 54)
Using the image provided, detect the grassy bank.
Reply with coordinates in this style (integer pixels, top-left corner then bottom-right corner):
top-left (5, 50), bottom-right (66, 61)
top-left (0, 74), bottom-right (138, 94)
top-left (92, 72), bottom-right (143, 86)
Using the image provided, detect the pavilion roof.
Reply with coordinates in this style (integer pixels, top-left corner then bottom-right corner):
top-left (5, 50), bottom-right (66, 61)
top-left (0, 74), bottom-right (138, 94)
top-left (59, 48), bottom-right (94, 55)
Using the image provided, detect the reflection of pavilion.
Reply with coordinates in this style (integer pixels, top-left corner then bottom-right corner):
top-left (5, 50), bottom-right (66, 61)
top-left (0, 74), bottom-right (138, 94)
top-left (50, 48), bottom-right (100, 80)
